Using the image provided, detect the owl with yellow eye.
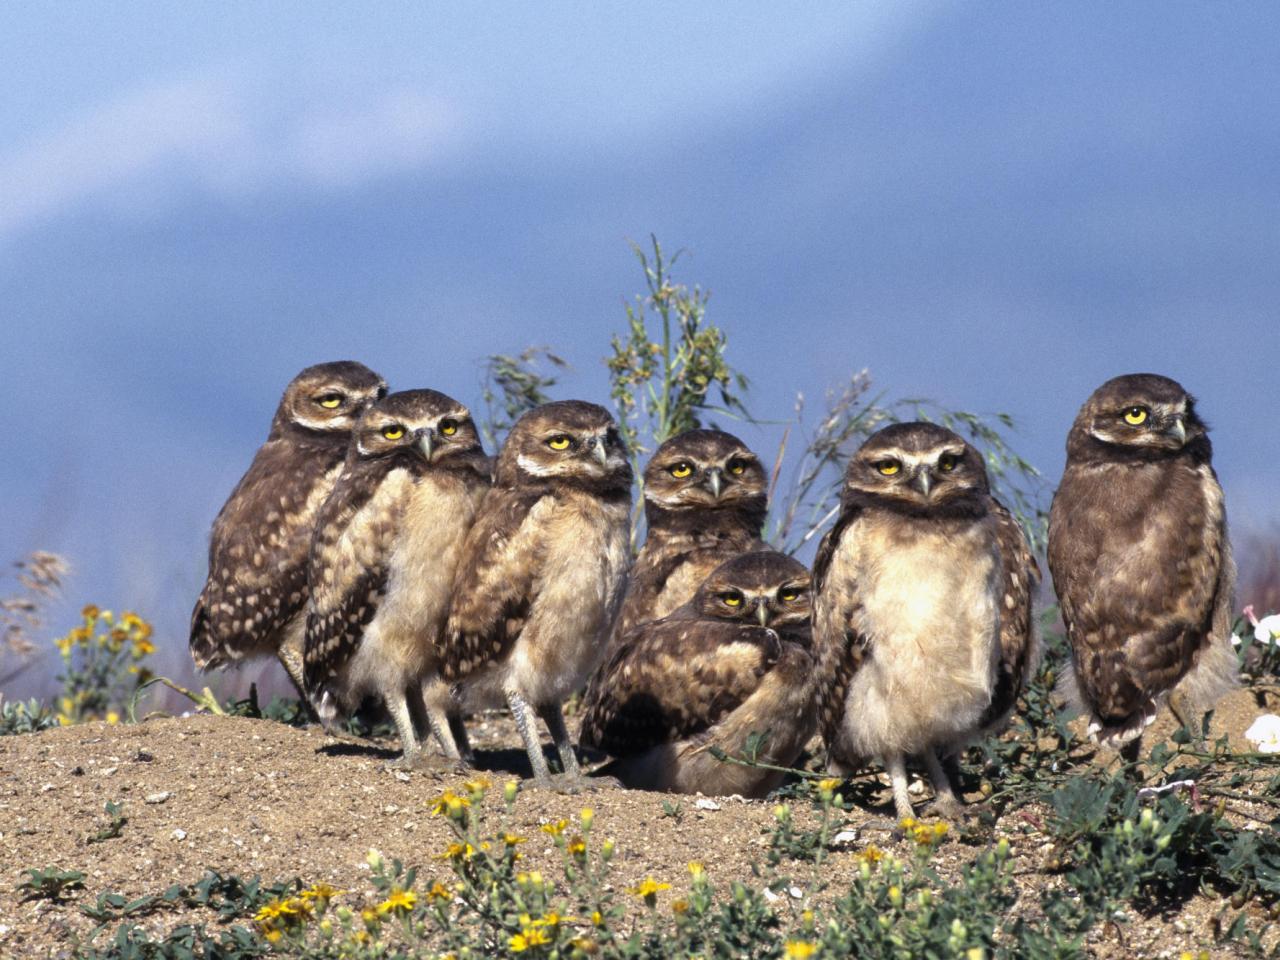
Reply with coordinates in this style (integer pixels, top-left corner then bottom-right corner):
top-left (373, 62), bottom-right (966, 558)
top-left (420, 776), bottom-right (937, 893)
top-left (190, 361), bottom-right (386, 696)
top-left (1049, 373), bottom-right (1235, 757)
top-left (303, 389), bottom-right (491, 766)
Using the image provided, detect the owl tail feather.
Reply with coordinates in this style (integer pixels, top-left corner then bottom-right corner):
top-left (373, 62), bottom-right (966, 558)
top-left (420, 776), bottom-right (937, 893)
top-left (1055, 666), bottom-right (1156, 748)
top-left (315, 689), bottom-right (341, 735)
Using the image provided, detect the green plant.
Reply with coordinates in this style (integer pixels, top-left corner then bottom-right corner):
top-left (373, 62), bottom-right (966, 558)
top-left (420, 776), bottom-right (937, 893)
top-left (0, 694), bottom-right (58, 735)
top-left (480, 346), bottom-right (568, 449)
top-left (53, 605), bottom-right (155, 725)
top-left (87, 800), bottom-right (127, 844)
top-left (18, 866), bottom-right (85, 902)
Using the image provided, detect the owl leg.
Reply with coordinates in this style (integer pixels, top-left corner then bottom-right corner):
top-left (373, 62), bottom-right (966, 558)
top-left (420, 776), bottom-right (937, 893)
top-left (275, 637), bottom-right (310, 704)
top-left (419, 678), bottom-right (465, 763)
top-left (385, 689), bottom-right (424, 767)
top-left (924, 749), bottom-right (964, 819)
top-left (507, 690), bottom-right (551, 781)
top-left (538, 701), bottom-right (582, 778)
top-left (1168, 689), bottom-right (1206, 751)
top-left (448, 712), bottom-right (475, 765)
top-left (885, 753), bottom-right (915, 820)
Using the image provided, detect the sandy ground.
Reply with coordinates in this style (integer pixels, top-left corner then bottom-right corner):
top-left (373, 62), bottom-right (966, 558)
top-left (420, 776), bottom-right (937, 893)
top-left (0, 688), bottom-right (1275, 958)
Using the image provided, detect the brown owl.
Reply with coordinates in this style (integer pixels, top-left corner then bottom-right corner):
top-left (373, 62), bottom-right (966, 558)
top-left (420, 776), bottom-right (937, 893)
top-left (189, 361), bottom-right (386, 694)
top-left (981, 498), bottom-right (1042, 732)
top-left (303, 389), bottom-right (490, 765)
top-left (587, 429), bottom-right (767, 700)
top-left (813, 422), bottom-right (1003, 819)
top-left (1048, 374), bottom-right (1235, 755)
top-left (443, 400), bottom-right (632, 784)
top-left (580, 551), bottom-right (816, 798)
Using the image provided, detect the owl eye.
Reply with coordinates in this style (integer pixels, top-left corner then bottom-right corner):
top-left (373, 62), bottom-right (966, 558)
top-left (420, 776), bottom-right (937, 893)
top-left (317, 394), bottom-right (343, 409)
top-left (938, 453), bottom-right (959, 473)
top-left (720, 591), bottom-right (743, 607)
top-left (382, 425), bottom-right (405, 440)
top-left (669, 462), bottom-right (694, 479)
top-left (779, 587), bottom-right (801, 602)
top-left (440, 419), bottom-right (458, 436)
top-left (1123, 407), bottom-right (1149, 426)
top-left (727, 458), bottom-right (747, 476)
top-left (876, 459), bottom-right (901, 476)
top-left (547, 435), bottom-right (572, 450)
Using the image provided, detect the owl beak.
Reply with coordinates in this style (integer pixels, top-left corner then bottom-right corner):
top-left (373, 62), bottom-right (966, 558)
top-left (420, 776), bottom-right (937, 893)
top-left (416, 429), bottom-right (436, 462)
top-left (1166, 417), bottom-right (1187, 445)
top-left (590, 437), bottom-right (608, 467)
top-left (755, 602), bottom-right (770, 628)
top-left (914, 467), bottom-right (934, 498)
top-left (704, 468), bottom-right (724, 500)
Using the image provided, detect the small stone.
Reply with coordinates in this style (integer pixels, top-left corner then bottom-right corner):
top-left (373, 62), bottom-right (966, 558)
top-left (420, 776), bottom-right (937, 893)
top-left (100, 766), bottom-right (118, 777)
top-left (694, 798), bottom-right (721, 811)
top-left (171, 829), bottom-right (187, 841)
top-left (395, 771), bottom-right (411, 783)
top-left (908, 778), bottom-right (925, 795)
top-left (145, 792), bottom-right (172, 804)
top-left (831, 830), bottom-right (860, 846)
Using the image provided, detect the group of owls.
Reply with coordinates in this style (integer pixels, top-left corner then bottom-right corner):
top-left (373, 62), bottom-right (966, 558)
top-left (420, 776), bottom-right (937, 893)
top-left (190, 363), bottom-right (1236, 816)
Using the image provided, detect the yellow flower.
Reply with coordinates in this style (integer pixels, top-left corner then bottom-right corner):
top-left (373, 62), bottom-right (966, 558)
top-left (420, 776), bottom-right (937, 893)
top-left (858, 845), bottom-right (884, 864)
top-left (567, 836), bottom-right (587, 858)
top-left (785, 941), bottom-right (818, 959)
top-left (629, 878), bottom-right (671, 904)
top-left (262, 927), bottom-right (283, 944)
top-left (438, 842), bottom-right (476, 861)
top-left (300, 882), bottom-right (343, 903)
top-left (425, 881), bottom-right (451, 903)
top-left (580, 807), bottom-right (594, 831)
top-left (591, 910), bottom-right (604, 927)
top-left (429, 789), bottom-right (471, 817)
top-left (503, 832), bottom-right (528, 847)
top-left (376, 887), bottom-right (417, 915)
top-left (105, 712), bottom-right (120, 725)
top-left (54, 635), bottom-right (73, 655)
top-left (132, 637), bottom-right (156, 657)
top-left (462, 775), bottom-right (492, 796)
top-left (82, 604), bottom-right (100, 619)
top-left (255, 900), bottom-right (287, 922)
top-left (541, 818), bottom-right (570, 837)
top-left (816, 778), bottom-right (841, 797)
top-left (360, 907), bottom-right (380, 928)
top-left (688, 861), bottom-right (706, 880)
top-left (509, 927), bottom-right (551, 951)
top-left (672, 898), bottom-right (690, 915)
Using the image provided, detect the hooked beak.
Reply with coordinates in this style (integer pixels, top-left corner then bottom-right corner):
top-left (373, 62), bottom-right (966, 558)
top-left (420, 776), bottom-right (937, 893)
top-left (416, 428), bottom-right (436, 462)
top-left (591, 438), bottom-right (608, 467)
top-left (705, 468), bottom-right (723, 500)
top-left (755, 602), bottom-right (770, 627)
top-left (1166, 417), bottom-right (1187, 446)
top-left (913, 467), bottom-right (933, 498)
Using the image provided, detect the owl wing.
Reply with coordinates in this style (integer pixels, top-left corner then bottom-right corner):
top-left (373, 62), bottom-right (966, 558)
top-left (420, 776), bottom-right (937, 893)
top-left (441, 488), bottom-right (548, 681)
top-left (811, 506), bottom-right (870, 750)
top-left (579, 616), bottom-right (783, 755)
top-left (981, 497), bottom-right (1042, 728)
top-left (190, 438), bottom-right (345, 669)
top-left (1048, 461), bottom-right (1227, 735)
top-left (302, 469), bottom-right (399, 701)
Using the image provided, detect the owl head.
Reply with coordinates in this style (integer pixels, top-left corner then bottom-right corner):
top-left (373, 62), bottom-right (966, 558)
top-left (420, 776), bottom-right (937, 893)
top-left (843, 422), bottom-right (989, 514)
top-left (691, 550), bottom-right (812, 633)
top-left (495, 400), bottom-right (631, 492)
top-left (643, 429), bottom-right (767, 519)
top-left (351, 389), bottom-right (485, 467)
top-left (273, 361), bottom-right (387, 438)
top-left (1068, 373), bottom-right (1208, 460)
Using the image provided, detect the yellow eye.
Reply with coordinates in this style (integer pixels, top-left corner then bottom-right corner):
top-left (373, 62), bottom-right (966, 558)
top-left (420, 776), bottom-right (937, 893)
top-left (548, 435), bottom-right (571, 450)
top-left (721, 592), bottom-right (743, 607)
top-left (876, 460), bottom-right (900, 476)
top-left (382, 425), bottom-right (405, 440)
top-left (779, 589), bottom-right (799, 602)
top-left (938, 454), bottom-right (958, 473)
top-left (440, 419), bottom-right (458, 436)
top-left (1124, 407), bottom-right (1148, 425)
top-left (727, 458), bottom-right (747, 476)
top-left (318, 394), bottom-right (342, 409)
top-left (669, 462), bottom-right (693, 479)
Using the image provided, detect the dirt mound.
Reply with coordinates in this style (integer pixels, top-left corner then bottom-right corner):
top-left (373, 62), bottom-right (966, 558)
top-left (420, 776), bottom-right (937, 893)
top-left (0, 688), bottom-right (1272, 957)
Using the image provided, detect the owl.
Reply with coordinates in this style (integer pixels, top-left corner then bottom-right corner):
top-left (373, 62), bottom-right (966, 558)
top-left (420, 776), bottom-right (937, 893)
top-left (303, 389), bottom-right (490, 765)
top-left (813, 422), bottom-right (1003, 819)
top-left (1048, 373), bottom-right (1235, 755)
top-left (443, 400), bottom-right (632, 784)
top-left (189, 361), bottom-right (386, 694)
top-left (580, 551), bottom-right (816, 798)
top-left (981, 498), bottom-right (1042, 732)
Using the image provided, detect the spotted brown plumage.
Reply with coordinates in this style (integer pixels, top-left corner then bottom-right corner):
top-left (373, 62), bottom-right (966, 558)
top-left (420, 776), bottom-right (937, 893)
top-left (189, 361), bottom-right (386, 694)
top-left (444, 400), bottom-right (632, 784)
top-left (303, 389), bottom-right (491, 765)
top-left (812, 422), bottom-right (1004, 819)
top-left (1048, 373), bottom-right (1236, 752)
top-left (981, 499), bottom-right (1042, 731)
top-left (581, 551), bottom-right (815, 797)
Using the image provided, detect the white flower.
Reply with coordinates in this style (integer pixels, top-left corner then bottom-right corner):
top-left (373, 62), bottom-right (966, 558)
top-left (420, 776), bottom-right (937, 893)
top-left (1245, 714), bottom-right (1280, 753)
top-left (1254, 614), bottom-right (1280, 645)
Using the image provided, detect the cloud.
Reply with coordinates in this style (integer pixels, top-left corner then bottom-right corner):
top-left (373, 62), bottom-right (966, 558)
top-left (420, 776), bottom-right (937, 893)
top-left (0, 70), bottom-right (461, 239)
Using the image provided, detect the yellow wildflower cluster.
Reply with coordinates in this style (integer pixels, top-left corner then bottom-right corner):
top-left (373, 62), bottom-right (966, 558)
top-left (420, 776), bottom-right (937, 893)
top-left (899, 817), bottom-right (949, 848)
top-left (429, 789), bottom-right (472, 819)
top-left (254, 894), bottom-right (314, 943)
top-left (52, 605), bottom-right (157, 726)
top-left (541, 818), bottom-right (570, 837)
top-left (857, 844), bottom-right (885, 865)
top-left (376, 887), bottom-right (417, 915)
top-left (629, 877), bottom-right (672, 906)
top-left (785, 940), bottom-right (819, 959)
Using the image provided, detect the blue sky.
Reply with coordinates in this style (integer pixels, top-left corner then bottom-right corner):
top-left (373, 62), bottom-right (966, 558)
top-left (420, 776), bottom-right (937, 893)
top-left (3, 2), bottom-right (1278, 698)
